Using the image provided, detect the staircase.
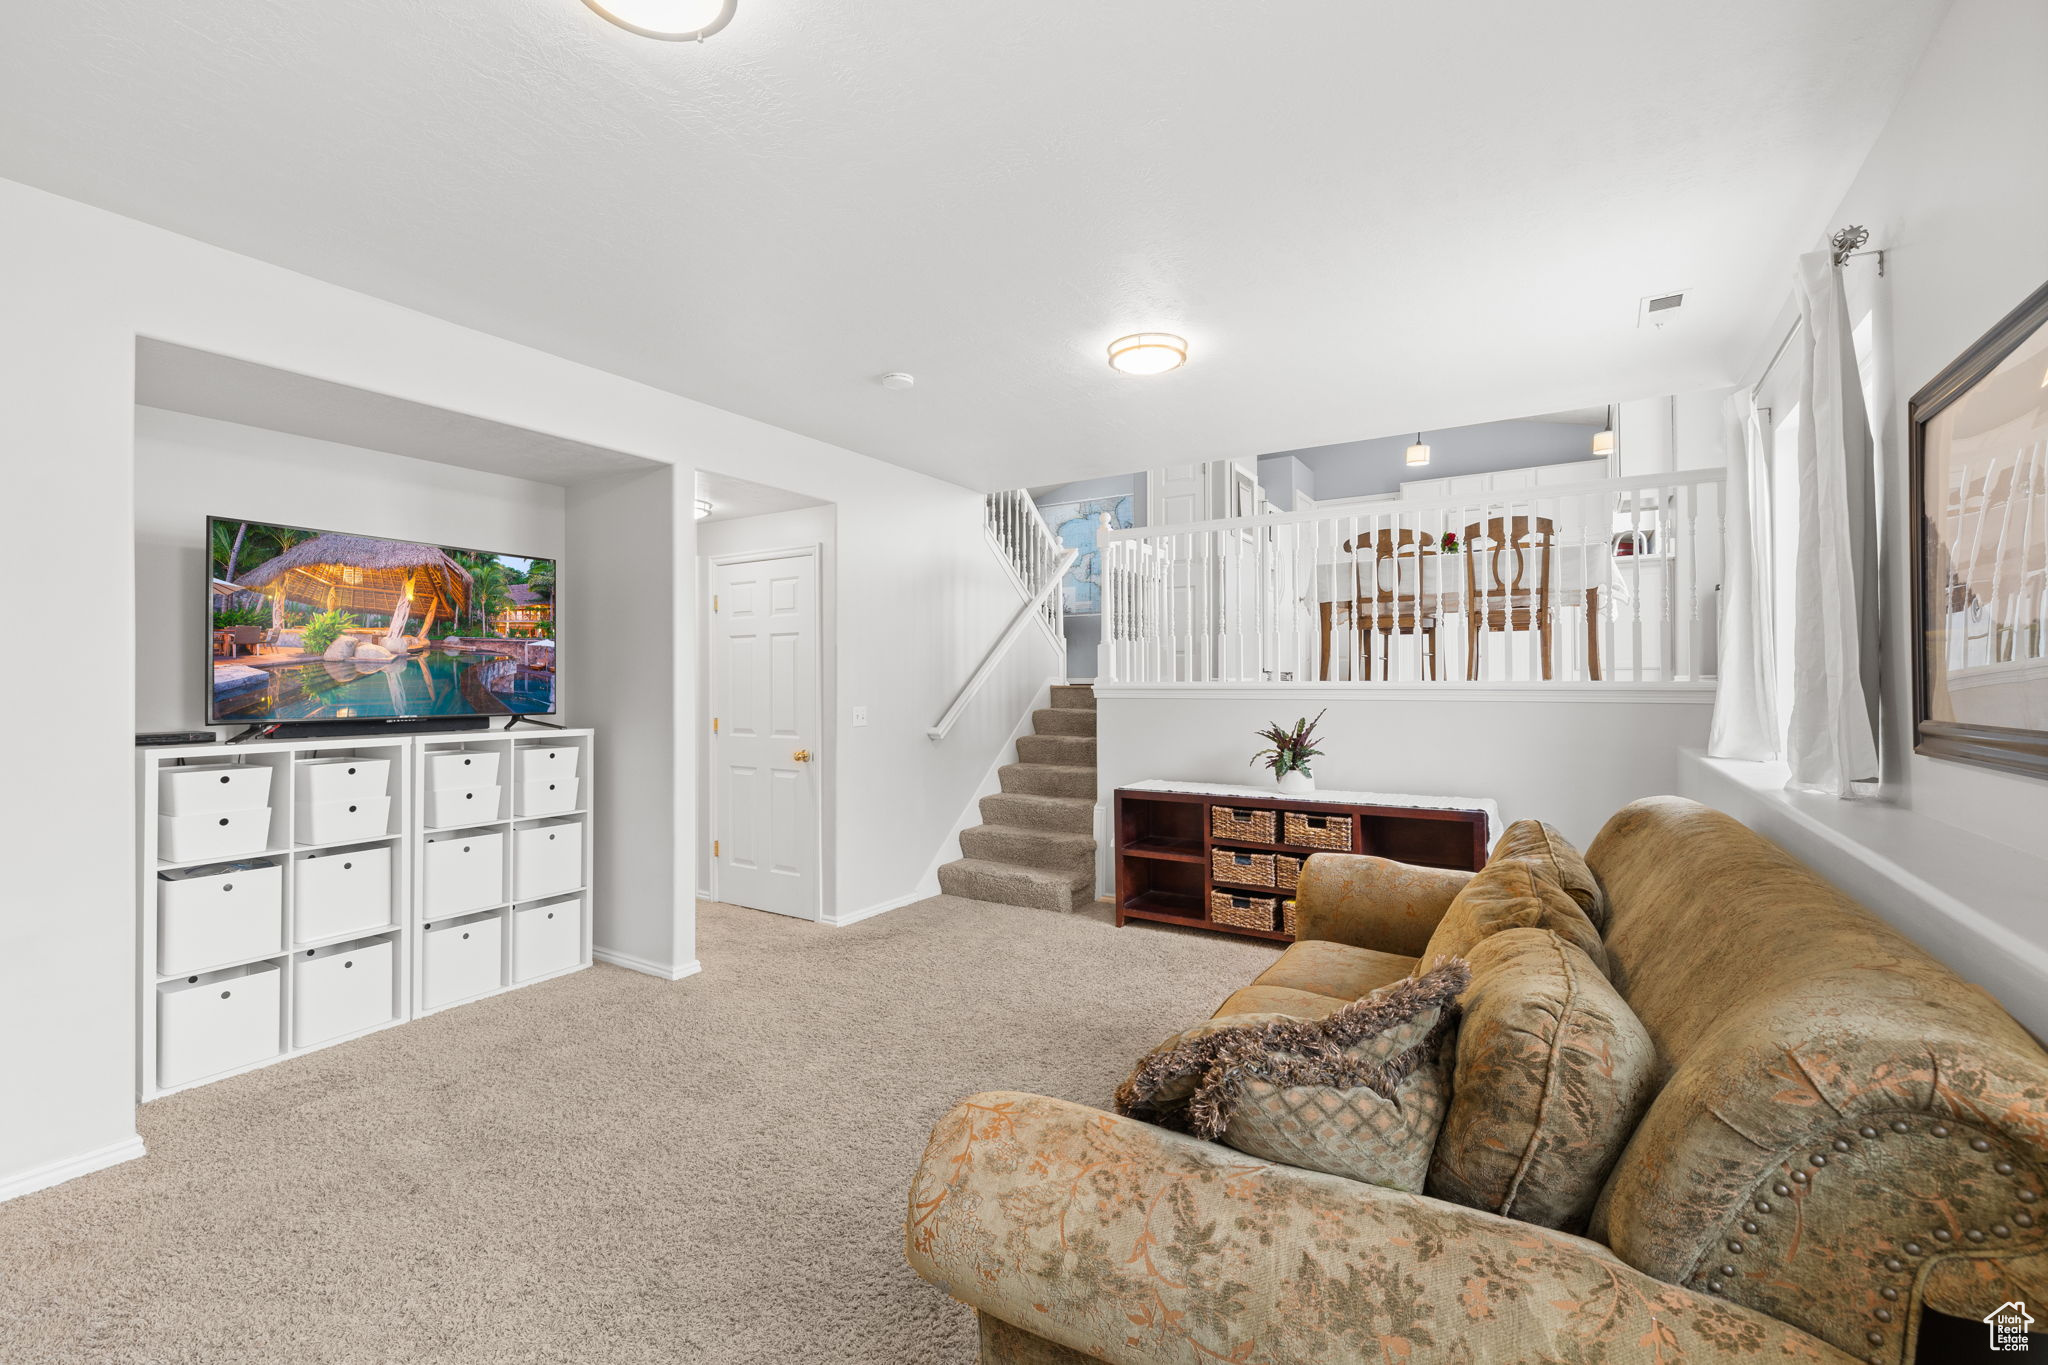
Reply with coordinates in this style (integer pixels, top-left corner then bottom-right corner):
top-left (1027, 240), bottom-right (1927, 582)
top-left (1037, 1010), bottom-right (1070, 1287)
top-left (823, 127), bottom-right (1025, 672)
top-left (937, 684), bottom-right (1099, 911)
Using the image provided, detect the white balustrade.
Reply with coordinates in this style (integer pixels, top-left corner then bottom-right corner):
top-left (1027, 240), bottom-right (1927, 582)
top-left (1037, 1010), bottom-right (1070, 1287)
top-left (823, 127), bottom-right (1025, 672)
top-left (983, 489), bottom-right (1065, 644)
top-left (1099, 470), bottom-right (1727, 686)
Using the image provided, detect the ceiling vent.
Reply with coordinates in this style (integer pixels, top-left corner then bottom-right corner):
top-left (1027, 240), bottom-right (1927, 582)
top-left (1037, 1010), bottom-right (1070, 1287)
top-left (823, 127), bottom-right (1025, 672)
top-left (1638, 290), bottom-right (1690, 329)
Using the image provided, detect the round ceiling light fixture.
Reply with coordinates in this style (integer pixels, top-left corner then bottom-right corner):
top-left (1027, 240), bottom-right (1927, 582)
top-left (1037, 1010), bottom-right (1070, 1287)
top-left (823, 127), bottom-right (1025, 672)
top-left (583, 0), bottom-right (737, 42)
top-left (1107, 332), bottom-right (1188, 376)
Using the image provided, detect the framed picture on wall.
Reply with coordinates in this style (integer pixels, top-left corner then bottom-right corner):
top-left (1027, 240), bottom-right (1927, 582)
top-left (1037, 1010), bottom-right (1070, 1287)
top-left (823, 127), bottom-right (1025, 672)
top-left (1039, 495), bottom-right (1135, 615)
top-left (1908, 277), bottom-right (2048, 779)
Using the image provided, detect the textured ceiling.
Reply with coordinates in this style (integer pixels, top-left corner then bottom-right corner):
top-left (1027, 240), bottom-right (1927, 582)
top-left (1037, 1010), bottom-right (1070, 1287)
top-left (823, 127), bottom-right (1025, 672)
top-left (0, 2), bottom-right (1943, 491)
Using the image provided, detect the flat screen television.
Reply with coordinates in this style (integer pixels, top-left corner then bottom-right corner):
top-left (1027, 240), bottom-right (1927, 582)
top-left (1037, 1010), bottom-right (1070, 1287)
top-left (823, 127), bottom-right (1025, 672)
top-left (207, 516), bottom-right (558, 725)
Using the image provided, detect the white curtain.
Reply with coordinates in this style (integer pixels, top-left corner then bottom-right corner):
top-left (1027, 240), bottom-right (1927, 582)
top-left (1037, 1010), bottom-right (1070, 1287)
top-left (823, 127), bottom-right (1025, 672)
top-left (1785, 250), bottom-right (1882, 796)
top-left (1707, 391), bottom-right (1779, 759)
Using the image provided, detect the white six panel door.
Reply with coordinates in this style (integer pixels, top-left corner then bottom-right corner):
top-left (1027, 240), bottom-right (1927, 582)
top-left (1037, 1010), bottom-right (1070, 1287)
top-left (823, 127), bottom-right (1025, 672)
top-left (712, 551), bottom-right (820, 919)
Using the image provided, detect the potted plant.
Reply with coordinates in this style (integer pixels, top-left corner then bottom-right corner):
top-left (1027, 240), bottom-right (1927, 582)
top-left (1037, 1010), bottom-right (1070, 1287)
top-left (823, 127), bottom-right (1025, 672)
top-left (1252, 709), bottom-right (1326, 795)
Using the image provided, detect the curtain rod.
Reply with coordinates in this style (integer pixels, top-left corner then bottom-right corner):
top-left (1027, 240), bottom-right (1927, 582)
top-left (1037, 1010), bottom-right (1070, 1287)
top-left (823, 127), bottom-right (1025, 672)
top-left (1750, 226), bottom-right (1884, 399)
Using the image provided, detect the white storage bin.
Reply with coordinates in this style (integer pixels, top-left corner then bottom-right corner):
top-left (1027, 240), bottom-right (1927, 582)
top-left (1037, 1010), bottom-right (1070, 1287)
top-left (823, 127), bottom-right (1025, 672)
top-left (159, 762), bottom-right (274, 816)
top-left (426, 748), bottom-right (501, 791)
top-left (515, 744), bottom-right (581, 783)
top-left (291, 936), bottom-right (396, 1048)
top-left (160, 807), bottom-right (274, 864)
top-left (421, 913), bottom-right (504, 1009)
top-left (294, 756), bottom-right (392, 806)
top-left (157, 961), bottom-right (282, 1088)
top-left (513, 818), bottom-right (584, 901)
top-left (425, 784), bottom-right (500, 829)
top-left (422, 830), bottom-right (506, 917)
top-left (158, 861), bottom-right (283, 975)
top-left (296, 794), bottom-right (392, 845)
top-left (294, 844), bottom-right (394, 943)
top-left (516, 775), bottom-right (580, 818)
top-left (513, 896), bottom-right (583, 982)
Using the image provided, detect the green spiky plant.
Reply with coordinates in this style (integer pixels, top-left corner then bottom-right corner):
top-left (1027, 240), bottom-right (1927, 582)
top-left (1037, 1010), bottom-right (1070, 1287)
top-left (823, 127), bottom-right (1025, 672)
top-left (1251, 709), bottom-right (1327, 780)
top-left (302, 609), bottom-right (359, 654)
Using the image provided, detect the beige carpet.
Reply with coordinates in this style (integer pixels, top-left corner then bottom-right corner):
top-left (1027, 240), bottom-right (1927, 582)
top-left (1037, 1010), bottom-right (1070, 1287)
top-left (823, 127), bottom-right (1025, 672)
top-left (0, 897), bottom-right (1277, 1364)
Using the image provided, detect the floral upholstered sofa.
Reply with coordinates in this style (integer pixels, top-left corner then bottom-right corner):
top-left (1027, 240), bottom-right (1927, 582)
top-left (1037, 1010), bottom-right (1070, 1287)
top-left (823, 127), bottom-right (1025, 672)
top-left (905, 797), bottom-right (2048, 1364)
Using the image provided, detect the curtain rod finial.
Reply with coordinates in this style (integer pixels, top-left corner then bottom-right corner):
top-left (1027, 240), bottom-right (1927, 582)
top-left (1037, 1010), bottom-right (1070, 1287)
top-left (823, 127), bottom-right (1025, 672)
top-left (1830, 225), bottom-right (1871, 267)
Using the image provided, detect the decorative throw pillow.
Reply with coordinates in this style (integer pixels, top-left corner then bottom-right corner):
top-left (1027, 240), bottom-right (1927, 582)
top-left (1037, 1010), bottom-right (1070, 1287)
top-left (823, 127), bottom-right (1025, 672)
top-left (1491, 819), bottom-right (1608, 929)
top-left (1419, 858), bottom-right (1608, 977)
top-left (1114, 963), bottom-right (1469, 1193)
top-left (1427, 928), bottom-right (1661, 1232)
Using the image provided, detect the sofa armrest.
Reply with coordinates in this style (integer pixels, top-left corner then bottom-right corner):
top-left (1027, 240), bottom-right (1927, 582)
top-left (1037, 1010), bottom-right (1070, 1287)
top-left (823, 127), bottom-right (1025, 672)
top-left (906, 1092), bottom-right (1852, 1365)
top-left (1293, 853), bottom-right (1472, 955)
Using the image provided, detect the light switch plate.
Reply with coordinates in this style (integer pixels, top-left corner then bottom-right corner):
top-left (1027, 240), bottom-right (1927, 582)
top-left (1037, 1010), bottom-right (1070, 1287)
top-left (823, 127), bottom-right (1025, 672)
top-left (851, 706), bottom-right (869, 727)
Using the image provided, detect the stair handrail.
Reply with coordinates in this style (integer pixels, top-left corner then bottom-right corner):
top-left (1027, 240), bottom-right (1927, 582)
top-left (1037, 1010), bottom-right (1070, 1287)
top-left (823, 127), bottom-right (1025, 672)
top-left (929, 547), bottom-right (1078, 741)
top-left (983, 490), bottom-right (1066, 648)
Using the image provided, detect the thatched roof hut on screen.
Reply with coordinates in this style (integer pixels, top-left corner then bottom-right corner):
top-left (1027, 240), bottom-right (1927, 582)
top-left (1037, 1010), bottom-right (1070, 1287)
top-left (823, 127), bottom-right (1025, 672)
top-left (237, 533), bottom-right (472, 641)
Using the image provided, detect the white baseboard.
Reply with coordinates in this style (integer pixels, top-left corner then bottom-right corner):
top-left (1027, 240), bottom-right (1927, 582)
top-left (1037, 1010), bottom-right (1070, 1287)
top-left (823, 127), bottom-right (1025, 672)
top-left (593, 948), bottom-right (703, 982)
top-left (827, 891), bottom-right (927, 927)
top-left (0, 1134), bottom-right (146, 1204)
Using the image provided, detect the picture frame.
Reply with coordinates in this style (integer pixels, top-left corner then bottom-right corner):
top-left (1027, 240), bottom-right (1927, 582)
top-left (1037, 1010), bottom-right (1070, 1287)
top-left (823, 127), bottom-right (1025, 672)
top-left (1908, 277), bottom-right (2048, 779)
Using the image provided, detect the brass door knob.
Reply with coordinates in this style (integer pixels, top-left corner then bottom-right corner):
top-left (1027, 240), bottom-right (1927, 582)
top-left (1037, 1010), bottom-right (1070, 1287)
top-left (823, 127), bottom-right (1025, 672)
top-left (792, 749), bottom-right (813, 763)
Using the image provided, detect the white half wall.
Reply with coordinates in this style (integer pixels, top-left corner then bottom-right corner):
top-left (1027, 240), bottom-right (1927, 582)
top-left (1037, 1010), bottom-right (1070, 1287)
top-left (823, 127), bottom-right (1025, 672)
top-left (1096, 684), bottom-right (1716, 856)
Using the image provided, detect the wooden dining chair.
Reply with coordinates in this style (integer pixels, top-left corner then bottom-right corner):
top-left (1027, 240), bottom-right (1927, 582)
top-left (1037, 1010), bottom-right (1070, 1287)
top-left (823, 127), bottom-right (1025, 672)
top-left (1460, 515), bottom-right (1602, 681)
top-left (1342, 529), bottom-right (1443, 680)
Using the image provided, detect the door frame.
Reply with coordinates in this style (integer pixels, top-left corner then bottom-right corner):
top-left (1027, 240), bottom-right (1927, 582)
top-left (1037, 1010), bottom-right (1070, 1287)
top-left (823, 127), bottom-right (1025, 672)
top-left (704, 543), bottom-right (825, 921)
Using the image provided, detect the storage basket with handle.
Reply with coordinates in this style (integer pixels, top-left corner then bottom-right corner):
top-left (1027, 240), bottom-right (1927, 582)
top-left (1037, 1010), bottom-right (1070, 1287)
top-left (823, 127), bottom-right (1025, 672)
top-left (1211, 848), bottom-right (1276, 887)
top-left (1211, 806), bottom-right (1277, 842)
top-left (1274, 854), bottom-right (1304, 890)
top-left (1282, 811), bottom-right (1351, 850)
top-left (1210, 890), bottom-right (1280, 930)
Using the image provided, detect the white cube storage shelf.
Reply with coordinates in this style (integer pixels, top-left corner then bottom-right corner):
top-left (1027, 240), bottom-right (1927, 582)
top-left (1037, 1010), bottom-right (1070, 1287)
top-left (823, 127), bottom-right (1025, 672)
top-left (139, 731), bottom-right (593, 1097)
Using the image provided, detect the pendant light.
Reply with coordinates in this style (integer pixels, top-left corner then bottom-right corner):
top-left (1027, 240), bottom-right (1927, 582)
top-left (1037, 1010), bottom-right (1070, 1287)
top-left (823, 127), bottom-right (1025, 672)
top-left (1405, 432), bottom-right (1431, 466)
top-left (1591, 405), bottom-right (1617, 457)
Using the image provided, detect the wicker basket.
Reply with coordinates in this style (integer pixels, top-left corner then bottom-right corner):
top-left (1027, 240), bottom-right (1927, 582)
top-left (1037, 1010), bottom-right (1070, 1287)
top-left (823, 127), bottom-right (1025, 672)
top-left (1282, 811), bottom-right (1351, 850)
top-left (1280, 899), bottom-right (1300, 937)
top-left (1211, 805), bottom-right (1277, 842)
top-left (1274, 854), bottom-right (1304, 891)
top-left (1211, 848), bottom-right (1275, 887)
top-left (1210, 890), bottom-right (1280, 931)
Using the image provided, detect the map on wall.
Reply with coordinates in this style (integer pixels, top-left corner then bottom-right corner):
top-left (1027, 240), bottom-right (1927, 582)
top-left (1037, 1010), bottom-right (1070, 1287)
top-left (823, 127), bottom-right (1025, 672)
top-left (1038, 495), bottom-right (1134, 615)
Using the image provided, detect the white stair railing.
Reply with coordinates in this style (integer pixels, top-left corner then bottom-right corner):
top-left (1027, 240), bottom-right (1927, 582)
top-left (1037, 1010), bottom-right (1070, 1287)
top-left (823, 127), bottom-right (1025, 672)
top-left (930, 547), bottom-right (1078, 740)
top-left (1099, 469), bottom-right (1726, 686)
top-left (984, 489), bottom-right (1064, 647)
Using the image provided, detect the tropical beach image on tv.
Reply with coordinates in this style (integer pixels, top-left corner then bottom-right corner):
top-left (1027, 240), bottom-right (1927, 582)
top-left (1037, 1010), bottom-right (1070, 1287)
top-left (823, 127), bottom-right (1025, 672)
top-left (208, 517), bottom-right (557, 724)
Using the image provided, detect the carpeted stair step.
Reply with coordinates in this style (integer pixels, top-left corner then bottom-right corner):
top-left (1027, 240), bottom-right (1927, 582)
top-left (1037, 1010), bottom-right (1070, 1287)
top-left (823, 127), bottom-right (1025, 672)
top-left (958, 823), bottom-right (1096, 874)
top-left (937, 857), bottom-right (1094, 912)
top-left (979, 791), bottom-right (1095, 834)
top-left (998, 763), bottom-right (1096, 799)
top-left (1031, 707), bottom-right (1096, 737)
top-left (1050, 683), bottom-right (1096, 711)
top-left (1016, 733), bottom-right (1096, 766)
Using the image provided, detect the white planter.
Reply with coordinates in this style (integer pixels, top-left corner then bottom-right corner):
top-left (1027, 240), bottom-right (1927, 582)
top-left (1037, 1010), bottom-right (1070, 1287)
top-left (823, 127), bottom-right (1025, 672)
top-left (293, 756), bottom-right (391, 806)
top-left (513, 818), bottom-right (584, 901)
top-left (421, 912), bottom-right (504, 1010)
top-left (159, 763), bottom-right (273, 816)
top-left (291, 936), bottom-right (396, 1048)
top-left (515, 744), bottom-right (581, 783)
top-left (516, 775), bottom-right (580, 818)
top-left (158, 862), bottom-right (283, 976)
top-left (425, 784), bottom-right (500, 829)
top-left (157, 961), bottom-right (281, 1087)
top-left (1277, 770), bottom-right (1316, 796)
top-left (422, 830), bottom-right (506, 917)
top-left (294, 844), bottom-right (394, 943)
top-left (513, 896), bottom-right (583, 982)
top-left (296, 794), bottom-right (392, 845)
top-left (160, 808), bottom-right (274, 863)
top-left (425, 749), bottom-right (501, 791)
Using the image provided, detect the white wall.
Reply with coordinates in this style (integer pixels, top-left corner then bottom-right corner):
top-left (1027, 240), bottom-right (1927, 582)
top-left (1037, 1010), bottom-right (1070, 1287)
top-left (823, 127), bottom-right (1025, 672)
top-left (134, 407), bottom-right (567, 732)
top-left (1097, 686), bottom-right (1716, 854)
top-left (0, 175), bottom-right (1044, 1198)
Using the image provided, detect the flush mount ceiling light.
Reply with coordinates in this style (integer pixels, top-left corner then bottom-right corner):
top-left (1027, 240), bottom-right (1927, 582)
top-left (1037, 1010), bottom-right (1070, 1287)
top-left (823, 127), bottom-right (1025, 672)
top-left (1405, 432), bottom-right (1431, 467)
top-left (694, 498), bottom-right (713, 520)
top-left (1107, 333), bottom-right (1188, 376)
top-left (583, 0), bottom-right (737, 42)
top-left (1592, 404), bottom-right (1618, 457)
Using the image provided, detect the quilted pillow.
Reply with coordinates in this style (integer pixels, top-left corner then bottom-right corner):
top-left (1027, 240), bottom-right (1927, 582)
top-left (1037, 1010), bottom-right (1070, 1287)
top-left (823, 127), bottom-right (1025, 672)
top-left (1428, 928), bottom-right (1661, 1231)
top-left (1114, 963), bottom-right (1468, 1193)
top-left (1491, 819), bottom-right (1608, 928)
top-left (1419, 857), bottom-right (1607, 977)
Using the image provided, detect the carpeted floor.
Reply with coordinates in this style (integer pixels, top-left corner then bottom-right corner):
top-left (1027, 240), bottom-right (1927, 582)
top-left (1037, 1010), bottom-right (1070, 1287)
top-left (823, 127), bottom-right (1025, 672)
top-left (0, 897), bottom-right (1277, 1364)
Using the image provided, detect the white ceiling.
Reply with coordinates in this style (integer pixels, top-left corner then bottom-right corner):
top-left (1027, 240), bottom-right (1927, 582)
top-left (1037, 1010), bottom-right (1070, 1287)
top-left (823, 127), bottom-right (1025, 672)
top-left (1, 2), bottom-right (1943, 492)
top-left (694, 468), bottom-right (830, 523)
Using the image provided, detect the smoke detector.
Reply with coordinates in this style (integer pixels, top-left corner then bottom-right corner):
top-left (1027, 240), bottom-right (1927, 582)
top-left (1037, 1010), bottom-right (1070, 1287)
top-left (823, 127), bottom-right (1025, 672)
top-left (1638, 290), bottom-right (1690, 329)
top-left (879, 372), bottom-right (916, 390)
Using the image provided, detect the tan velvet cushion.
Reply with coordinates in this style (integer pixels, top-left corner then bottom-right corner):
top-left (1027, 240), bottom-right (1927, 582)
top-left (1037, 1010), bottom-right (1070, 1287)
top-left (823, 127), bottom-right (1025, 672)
top-left (1427, 928), bottom-right (1661, 1232)
top-left (1491, 819), bottom-right (1607, 929)
top-left (1419, 859), bottom-right (1608, 977)
top-left (1212, 984), bottom-right (1349, 1021)
top-left (1250, 939), bottom-right (1419, 1001)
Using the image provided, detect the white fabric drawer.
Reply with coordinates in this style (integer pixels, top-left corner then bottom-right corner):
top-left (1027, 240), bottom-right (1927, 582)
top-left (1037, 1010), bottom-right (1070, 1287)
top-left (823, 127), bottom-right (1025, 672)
top-left (421, 913), bottom-right (504, 1009)
top-left (516, 776), bottom-right (580, 818)
top-left (422, 830), bottom-right (505, 917)
top-left (293, 757), bottom-right (391, 806)
top-left (515, 745), bottom-right (581, 783)
top-left (291, 937), bottom-right (396, 1048)
top-left (296, 794), bottom-right (391, 845)
top-left (158, 962), bottom-right (281, 1088)
top-left (159, 763), bottom-right (274, 816)
top-left (426, 749), bottom-right (501, 791)
top-left (160, 807), bottom-right (273, 863)
top-left (294, 844), bottom-right (394, 943)
top-left (158, 862), bottom-right (283, 975)
top-left (513, 896), bottom-right (583, 982)
top-left (425, 784), bottom-right (499, 829)
top-left (513, 818), bottom-right (583, 901)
